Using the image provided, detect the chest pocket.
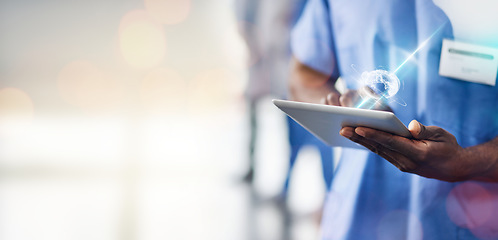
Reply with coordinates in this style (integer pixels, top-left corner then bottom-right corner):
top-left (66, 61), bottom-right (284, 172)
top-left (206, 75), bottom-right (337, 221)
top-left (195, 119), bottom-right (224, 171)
top-left (427, 74), bottom-right (498, 147)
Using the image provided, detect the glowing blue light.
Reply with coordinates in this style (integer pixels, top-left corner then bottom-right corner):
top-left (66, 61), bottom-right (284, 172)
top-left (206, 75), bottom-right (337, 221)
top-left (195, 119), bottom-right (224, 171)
top-left (393, 23), bottom-right (447, 74)
top-left (362, 70), bottom-right (400, 99)
top-left (354, 22), bottom-right (447, 109)
top-left (355, 70), bottom-right (399, 109)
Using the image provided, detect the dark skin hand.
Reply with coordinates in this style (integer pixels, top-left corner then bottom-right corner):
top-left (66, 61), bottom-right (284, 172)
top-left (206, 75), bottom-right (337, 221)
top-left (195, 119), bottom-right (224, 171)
top-left (340, 122), bottom-right (498, 182)
top-left (291, 58), bottom-right (498, 182)
top-left (326, 89), bottom-right (498, 183)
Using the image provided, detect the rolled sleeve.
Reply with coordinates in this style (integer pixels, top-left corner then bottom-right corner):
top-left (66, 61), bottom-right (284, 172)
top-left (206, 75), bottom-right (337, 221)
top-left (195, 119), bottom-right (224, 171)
top-left (291, 0), bottom-right (338, 77)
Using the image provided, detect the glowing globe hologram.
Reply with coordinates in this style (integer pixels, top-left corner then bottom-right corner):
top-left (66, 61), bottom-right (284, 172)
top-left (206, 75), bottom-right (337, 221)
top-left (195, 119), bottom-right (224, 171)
top-left (352, 22), bottom-right (447, 109)
top-left (361, 70), bottom-right (400, 99)
top-left (356, 69), bottom-right (406, 109)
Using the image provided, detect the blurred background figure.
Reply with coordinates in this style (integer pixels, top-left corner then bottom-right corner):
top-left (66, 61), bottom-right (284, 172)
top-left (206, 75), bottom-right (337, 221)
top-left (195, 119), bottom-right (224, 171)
top-left (0, 0), bottom-right (328, 239)
top-left (234, 0), bottom-right (335, 196)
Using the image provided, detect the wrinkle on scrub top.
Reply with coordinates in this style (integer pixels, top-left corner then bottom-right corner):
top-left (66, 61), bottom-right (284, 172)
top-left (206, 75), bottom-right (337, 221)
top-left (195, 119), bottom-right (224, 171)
top-left (291, 0), bottom-right (498, 239)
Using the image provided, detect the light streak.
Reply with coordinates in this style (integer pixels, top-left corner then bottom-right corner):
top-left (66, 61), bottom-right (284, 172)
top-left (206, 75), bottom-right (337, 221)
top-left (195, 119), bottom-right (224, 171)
top-left (355, 93), bottom-right (386, 109)
top-left (354, 22), bottom-right (447, 109)
top-left (367, 95), bottom-right (386, 110)
top-left (393, 23), bottom-right (447, 74)
top-left (356, 97), bottom-right (370, 108)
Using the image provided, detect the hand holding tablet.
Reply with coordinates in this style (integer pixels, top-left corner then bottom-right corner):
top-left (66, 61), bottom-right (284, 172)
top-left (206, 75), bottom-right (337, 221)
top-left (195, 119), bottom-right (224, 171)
top-left (273, 99), bottom-right (411, 149)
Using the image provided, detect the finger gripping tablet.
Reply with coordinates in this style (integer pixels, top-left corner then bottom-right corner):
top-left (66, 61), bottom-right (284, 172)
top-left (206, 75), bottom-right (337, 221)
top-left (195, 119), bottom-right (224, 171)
top-left (273, 99), bottom-right (411, 149)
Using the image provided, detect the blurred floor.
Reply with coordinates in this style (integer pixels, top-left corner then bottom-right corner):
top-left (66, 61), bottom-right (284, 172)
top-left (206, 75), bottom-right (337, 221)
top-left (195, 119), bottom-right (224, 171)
top-left (0, 0), bottom-right (326, 239)
top-left (0, 99), bottom-right (326, 240)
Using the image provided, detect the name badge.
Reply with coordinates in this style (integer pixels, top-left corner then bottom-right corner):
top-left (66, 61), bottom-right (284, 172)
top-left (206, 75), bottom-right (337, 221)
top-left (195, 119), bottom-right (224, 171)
top-left (439, 39), bottom-right (498, 86)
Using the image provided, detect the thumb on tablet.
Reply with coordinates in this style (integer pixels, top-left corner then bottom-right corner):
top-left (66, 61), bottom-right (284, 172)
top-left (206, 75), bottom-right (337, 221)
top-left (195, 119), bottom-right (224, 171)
top-left (408, 120), bottom-right (431, 140)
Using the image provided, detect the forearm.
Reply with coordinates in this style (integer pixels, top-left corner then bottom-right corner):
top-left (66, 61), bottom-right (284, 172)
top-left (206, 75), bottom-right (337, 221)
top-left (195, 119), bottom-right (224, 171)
top-left (289, 57), bottom-right (337, 104)
top-left (466, 137), bottom-right (498, 182)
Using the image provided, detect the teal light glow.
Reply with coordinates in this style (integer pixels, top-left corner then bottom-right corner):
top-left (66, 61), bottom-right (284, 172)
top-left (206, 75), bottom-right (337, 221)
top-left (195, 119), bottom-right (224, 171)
top-left (355, 23), bottom-right (448, 109)
top-left (393, 23), bottom-right (447, 74)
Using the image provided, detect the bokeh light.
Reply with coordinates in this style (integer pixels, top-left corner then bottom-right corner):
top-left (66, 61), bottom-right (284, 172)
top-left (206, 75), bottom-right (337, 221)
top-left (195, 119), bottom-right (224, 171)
top-left (0, 88), bottom-right (34, 133)
top-left (446, 182), bottom-right (498, 239)
top-left (57, 60), bottom-right (123, 111)
top-left (119, 10), bottom-right (167, 69)
top-left (144, 0), bottom-right (191, 25)
top-left (188, 68), bottom-right (243, 113)
top-left (119, 10), bottom-right (153, 33)
top-left (0, 88), bottom-right (34, 119)
top-left (140, 67), bottom-right (186, 114)
top-left (0, 0), bottom-right (321, 239)
top-left (446, 182), bottom-right (493, 228)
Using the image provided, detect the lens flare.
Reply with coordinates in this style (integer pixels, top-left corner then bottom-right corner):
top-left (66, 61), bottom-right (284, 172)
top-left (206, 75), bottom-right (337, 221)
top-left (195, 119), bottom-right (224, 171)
top-left (0, 88), bottom-right (34, 120)
top-left (447, 182), bottom-right (498, 239)
top-left (393, 23), bottom-right (447, 74)
top-left (144, 0), bottom-right (191, 25)
top-left (446, 182), bottom-right (494, 229)
top-left (119, 10), bottom-right (167, 69)
top-left (0, 88), bottom-right (34, 134)
top-left (355, 23), bottom-right (447, 109)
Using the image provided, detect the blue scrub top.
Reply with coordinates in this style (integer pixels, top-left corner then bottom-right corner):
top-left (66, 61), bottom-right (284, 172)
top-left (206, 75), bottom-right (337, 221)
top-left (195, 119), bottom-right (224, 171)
top-left (291, 0), bottom-right (498, 239)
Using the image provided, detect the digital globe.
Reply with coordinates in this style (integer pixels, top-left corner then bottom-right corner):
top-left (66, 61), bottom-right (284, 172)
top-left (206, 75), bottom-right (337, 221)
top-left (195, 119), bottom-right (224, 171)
top-left (360, 69), bottom-right (400, 100)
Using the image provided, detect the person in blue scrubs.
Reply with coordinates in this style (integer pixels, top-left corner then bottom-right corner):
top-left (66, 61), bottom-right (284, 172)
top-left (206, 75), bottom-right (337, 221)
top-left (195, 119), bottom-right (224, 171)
top-left (235, 0), bottom-right (335, 193)
top-left (290, 0), bottom-right (498, 239)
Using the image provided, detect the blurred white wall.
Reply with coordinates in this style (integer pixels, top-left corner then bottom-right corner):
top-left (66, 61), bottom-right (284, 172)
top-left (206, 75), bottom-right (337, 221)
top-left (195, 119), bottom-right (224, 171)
top-left (0, 1), bottom-right (325, 239)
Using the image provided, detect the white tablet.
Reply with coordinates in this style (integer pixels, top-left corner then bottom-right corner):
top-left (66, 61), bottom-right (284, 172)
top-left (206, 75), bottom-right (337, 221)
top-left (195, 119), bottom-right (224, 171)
top-left (273, 99), bottom-right (411, 149)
